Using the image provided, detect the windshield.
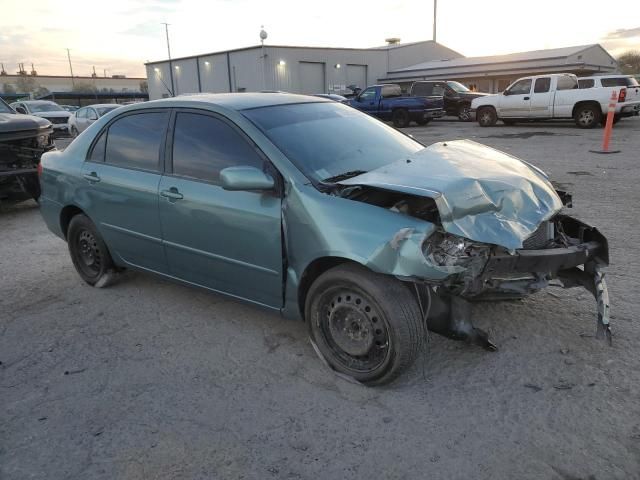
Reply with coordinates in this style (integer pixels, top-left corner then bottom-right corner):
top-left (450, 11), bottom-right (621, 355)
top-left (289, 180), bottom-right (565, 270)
top-left (28, 102), bottom-right (65, 113)
top-left (243, 102), bottom-right (423, 183)
top-left (0, 98), bottom-right (13, 113)
top-left (446, 81), bottom-right (471, 93)
top-left (96, 106), bottom-right (119, 116)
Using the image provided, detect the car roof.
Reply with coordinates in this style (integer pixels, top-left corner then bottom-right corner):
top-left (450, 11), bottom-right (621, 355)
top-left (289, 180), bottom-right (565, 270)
top-left (150, 92), bottom-right (330, 111)
top-left (85, 104), bottom-right (121, 108)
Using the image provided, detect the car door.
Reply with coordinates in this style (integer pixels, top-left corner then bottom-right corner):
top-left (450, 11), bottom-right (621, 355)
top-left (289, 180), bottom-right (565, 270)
top-left (158, 110), bottom-right (283, 308)
top-left (74, 108), bottom-right (87, 131)
top-left (353, 87), bottom-right (378, 114)
top-left (85, 108), bottom-right (99, 131)
top-left (497, 78), bottom-right (532, 118)
top-left (80, 110), bottom-right (170, 273)
top-left (529, 77), bottom-right (553, 118)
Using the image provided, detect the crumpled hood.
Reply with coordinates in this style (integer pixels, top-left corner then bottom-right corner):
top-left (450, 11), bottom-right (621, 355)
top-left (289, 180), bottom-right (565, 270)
top-left (0, 112), bottom-right (51, 133)
top-left (338, 139), bottom-right (563, 250)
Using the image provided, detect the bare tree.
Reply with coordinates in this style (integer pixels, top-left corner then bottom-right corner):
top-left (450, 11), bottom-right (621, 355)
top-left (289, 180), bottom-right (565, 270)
top-left (617, 50), bottom-right (640, 75)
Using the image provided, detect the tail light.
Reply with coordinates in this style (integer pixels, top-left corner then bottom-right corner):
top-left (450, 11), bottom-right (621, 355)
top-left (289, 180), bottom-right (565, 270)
top-left (618, 88), bottom-right (626, 103)
top-left (37, 162), bottom-right (43, 177)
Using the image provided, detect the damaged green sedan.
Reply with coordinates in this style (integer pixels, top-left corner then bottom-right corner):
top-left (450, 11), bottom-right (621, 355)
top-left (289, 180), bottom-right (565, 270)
top-left (39, 94), bottom-right (610, 385)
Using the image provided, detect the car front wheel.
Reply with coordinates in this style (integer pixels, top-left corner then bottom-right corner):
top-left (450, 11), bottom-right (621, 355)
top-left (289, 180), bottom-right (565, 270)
top-left (306, 263), bottom-right (424, 385)
top-left (477, 106), bottom-right (497, 126)
top-left (67, 214), bottom-right (118, 287)
top-left (574, 104), bottom-right (601, 128)
top-left (458, 104), bottom-right (472, 121)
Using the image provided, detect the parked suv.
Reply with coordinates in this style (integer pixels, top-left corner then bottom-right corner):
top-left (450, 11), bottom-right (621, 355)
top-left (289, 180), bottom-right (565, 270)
top-left (0, 98), bottom-right (54, 203)
top-left (410, 80), bottom-right (488, 121)
top-left (10, 100), bottom-right (71, 136)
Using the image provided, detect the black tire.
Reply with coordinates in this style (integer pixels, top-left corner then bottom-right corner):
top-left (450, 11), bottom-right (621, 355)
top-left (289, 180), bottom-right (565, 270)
top-left (415, 117), bottom-right (431, 126)
top-left (477, 106), bottom-right (497, 127)
top-left (70, 126), bottom-right (79, 138)
top-left (574, 104), bottom-right (601, 129)
top-left (457, 104), bottom-right (472, 121)
top-left (502, 119), bottom-right (517, 126)
top-left (392, 109), bottom-right (411, 128)
top-left (306, 263), bottom-right (424, 385)
top-left (600, 115), bottom-right (621, 126)
top-left (67, 214), bottom-right (118, 288)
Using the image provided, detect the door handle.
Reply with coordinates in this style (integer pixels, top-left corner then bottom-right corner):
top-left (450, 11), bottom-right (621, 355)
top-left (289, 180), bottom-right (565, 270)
top-left (160, 188), bottom-right (184, 200)
top-left (83, 172), bottom-right (100, 183)
top-left (524, 96), bottom-right (530, 100)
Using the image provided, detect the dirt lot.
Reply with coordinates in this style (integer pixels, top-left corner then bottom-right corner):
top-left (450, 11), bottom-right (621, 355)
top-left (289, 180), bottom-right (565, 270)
top-left (2, 118), bottom-right (639, 480)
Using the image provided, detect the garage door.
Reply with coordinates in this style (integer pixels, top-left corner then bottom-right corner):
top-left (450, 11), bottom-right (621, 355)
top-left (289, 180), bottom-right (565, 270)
top-left (347, 64), bottom-right (367, 90)
top-left (299, 62), bottom-right (325, 94)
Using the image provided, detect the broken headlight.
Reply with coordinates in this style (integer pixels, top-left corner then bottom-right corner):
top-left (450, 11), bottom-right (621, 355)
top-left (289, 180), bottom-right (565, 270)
top-left (423, 232), bottom-right (490, 267)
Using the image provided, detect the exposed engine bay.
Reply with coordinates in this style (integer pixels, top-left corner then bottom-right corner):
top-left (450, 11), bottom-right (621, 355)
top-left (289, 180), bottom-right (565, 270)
top-left (335, 179), bottom-right (610, 351)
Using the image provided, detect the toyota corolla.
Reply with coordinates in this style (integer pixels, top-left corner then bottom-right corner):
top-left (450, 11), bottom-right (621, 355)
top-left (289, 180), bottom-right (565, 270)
top-left (39, 94), bottom-right (610, 385)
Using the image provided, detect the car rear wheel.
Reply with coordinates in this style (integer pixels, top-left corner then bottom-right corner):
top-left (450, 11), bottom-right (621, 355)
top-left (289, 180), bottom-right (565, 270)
top-left (457, 104), bottom-right (472, 121)
top-left (67, 214), bottom-right (118, 288)
top-left (477, 106), bottom-right (497, 127)
top-left (392, 109), bottom-right (411, 128)
top-left (574, 104), bottom-right (601, 128)
top-left (306, 263), bottom-right (424, 385)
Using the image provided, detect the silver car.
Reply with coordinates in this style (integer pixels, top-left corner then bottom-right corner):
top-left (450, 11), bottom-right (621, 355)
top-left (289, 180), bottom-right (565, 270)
top-left (68, 104), bottom-right (122, 136)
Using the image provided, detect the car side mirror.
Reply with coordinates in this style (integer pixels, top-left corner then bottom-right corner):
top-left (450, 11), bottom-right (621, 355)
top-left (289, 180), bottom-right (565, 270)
top-left (220, 166), bottom-right (275, 191)
top-left (503, 90), bottom-right (509, 96)
top-left (15, 106), bottom-right (27, 114)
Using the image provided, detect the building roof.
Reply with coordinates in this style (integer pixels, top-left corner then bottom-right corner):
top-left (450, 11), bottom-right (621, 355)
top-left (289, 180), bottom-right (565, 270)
top-left (389, 44), bottom-right (599, 73)
top-left (145, 40), bottom-right (462, 65)
top-left (378, 44), bottom-right (618, 82)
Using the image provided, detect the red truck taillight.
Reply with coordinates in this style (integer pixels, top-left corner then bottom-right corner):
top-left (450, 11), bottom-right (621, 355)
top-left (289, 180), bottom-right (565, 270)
top-left (37, 162), bottom-right (43, 177)
top-left (618, 88), bottom-right (627, 103)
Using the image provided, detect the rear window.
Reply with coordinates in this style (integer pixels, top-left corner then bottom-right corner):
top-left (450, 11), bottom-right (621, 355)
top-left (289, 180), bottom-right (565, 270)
top-left (601, 77), bottom-right (639, 87)
top-left (578, 79), bottom-right (595, 89)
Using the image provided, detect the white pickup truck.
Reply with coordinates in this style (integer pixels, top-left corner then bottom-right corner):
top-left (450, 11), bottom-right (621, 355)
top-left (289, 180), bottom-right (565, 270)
top-left (578, 75), bottom-right (640, 123)
top-left (470, 73), bottom-right (630, 128)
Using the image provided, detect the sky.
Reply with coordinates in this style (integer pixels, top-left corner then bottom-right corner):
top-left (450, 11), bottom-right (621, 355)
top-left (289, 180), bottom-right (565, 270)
top-left (1, 0), bottom-right (639, 78)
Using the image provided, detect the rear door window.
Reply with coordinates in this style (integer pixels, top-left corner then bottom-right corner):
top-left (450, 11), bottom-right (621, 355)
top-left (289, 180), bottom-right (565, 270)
top-left (87, 131), bottom-right (107, 163)
top-left (412, 83), bottom-right (433, 96)
top-left (534, 77), bottom-right (551, 93)
top-left (104, 112), bottom-right (168, 171)
top-left (171, 112), bottom-right (264, 184)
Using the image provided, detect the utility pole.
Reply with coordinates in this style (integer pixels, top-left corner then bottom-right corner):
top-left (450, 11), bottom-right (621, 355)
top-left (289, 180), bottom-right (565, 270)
top-left (66, 48), bottom-right (75, 86)
top-left (161, 22), bottom-right (175, 96)
top-left (433, 0), bottom-right (437, 43)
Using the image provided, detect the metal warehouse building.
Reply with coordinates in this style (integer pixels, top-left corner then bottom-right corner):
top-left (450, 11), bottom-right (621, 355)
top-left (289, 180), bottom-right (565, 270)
top-left (145, 41), bottom-right (619, 100)
top-left (145, 40), bottom-right (463, 99)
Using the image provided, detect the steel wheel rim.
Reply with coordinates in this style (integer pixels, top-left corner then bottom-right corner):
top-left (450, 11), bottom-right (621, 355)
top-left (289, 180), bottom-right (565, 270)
top-left (579, 110), bottom-right (594, 126)
top-left (459, 107), bottom-right (470, 121)
top-left (75, 229), bottom-right (102, 277)
top-left (317, 288), bottom-right (390, 373)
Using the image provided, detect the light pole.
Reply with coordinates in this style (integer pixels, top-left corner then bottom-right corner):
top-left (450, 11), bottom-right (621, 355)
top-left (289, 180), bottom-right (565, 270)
top-left (433, 0), bottom-right (437, 42)
top-left (66, 48), bottom-right (75, 86)
top-left (162, 22), bottom-right (175, 96)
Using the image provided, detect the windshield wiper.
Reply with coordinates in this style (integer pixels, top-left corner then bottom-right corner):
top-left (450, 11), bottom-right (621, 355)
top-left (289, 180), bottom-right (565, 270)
top-left (322, 170), bottom-right (368, 183)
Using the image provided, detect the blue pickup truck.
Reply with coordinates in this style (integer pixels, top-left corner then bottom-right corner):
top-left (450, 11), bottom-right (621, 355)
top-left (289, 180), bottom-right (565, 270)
top-left (348, 84), bottom-right (444, 127)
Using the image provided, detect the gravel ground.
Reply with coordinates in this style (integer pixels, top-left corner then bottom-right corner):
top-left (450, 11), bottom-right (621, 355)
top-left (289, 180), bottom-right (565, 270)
top-left (2, 117), bottom-right (639, 480)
